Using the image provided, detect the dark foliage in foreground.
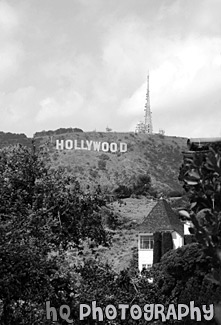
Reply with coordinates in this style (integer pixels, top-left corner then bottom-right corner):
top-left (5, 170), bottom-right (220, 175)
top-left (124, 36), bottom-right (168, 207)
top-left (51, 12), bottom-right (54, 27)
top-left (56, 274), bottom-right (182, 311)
top-left (0, 143), bottom-right (220, 324)
top-left (0, 144), bottom-right (109, 324)
top-left (179, 143), bottom-right (221, 324)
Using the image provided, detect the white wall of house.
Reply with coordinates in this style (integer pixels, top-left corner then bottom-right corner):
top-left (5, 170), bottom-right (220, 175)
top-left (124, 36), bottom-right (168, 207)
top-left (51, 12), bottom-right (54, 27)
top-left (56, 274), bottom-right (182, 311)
top-left (138, 248), bottom-right (153, 272)
top-left (138, 233), bottom-right (153, 272)
top-left (171, 231), bottom-right (184, 249)
top-left (138, 230), bottom-right (184, 272)
top-left (184, 221), bottom-right (192, 235)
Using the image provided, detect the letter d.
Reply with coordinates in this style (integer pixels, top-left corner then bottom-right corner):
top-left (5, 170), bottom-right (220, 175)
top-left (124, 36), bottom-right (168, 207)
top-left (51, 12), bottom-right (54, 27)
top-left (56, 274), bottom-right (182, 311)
top-left (120, 143), bottom-right (127, 153)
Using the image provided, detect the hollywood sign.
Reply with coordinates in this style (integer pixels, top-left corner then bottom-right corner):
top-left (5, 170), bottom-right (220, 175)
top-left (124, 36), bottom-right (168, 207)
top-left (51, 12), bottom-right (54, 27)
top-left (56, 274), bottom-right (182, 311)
top-left (56, 139), bottom-right (127, 153)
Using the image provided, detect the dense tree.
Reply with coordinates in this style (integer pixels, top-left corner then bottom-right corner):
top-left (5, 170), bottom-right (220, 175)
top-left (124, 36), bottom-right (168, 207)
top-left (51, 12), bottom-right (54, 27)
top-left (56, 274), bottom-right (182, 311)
top-left (132, 173), bottom-right (152, 195)
top-left (113, 172), bottom-right (157, 199)
top-left (0, 144), bottom-right (109, 324)
top-left (151, 243), bottom-right (220, 325)
top-left (0, 144), bottom-right (108, 247)
top-left (113, 184), bottom-right (132, 198)
top-left (179, 143), bottom-right (221, 324)
top-left (2, 140), bottom-right (221, 324)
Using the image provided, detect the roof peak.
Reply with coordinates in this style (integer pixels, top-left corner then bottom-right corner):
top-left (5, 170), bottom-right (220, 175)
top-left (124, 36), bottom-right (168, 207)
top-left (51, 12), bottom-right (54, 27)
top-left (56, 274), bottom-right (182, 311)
top-left (137, 199), bottom-right (183, 236)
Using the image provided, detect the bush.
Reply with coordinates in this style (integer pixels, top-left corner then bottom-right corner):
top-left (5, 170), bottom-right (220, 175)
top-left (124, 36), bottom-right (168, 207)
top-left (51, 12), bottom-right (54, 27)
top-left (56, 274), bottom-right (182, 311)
top-left (0, 145), bottom-right (109, 324)
top-left (99, 153), bottom-right (110, 160)
top-left (132, 173), bottom-right (151, 195)
top-left (98, 159), bottom-right (106, 170)
top-left (113, 185), bottom-right (132, 199)
top-left (184, 234), bottom-right (196, 245)
top-left (152, 243), bottom-right (221, 324)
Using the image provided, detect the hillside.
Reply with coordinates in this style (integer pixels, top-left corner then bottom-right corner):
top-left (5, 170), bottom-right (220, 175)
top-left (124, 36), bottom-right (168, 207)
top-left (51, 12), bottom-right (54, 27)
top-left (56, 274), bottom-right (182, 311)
top-left (0, 129), bottom-right (188, 271)
top-left (68, 196), bottom-right (187, 272)
top-left (0, 132), bottom-right (33, 149)
top-left (35, 131), bottom-right (188, 194)
top-left (98, 197), bottom-right (157, 271)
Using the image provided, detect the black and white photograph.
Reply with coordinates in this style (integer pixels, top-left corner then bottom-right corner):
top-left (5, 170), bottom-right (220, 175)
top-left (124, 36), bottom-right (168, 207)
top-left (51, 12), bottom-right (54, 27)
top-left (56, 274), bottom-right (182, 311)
top-left (0, 0), bottom-right (221, 324)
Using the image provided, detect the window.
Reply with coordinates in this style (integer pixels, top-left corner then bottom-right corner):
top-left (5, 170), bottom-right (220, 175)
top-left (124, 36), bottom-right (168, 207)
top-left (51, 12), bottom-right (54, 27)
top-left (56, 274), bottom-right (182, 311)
top-left (140, 235), bottom-right (153, 249)
top-left (142, 264), bottom-right (152, 270)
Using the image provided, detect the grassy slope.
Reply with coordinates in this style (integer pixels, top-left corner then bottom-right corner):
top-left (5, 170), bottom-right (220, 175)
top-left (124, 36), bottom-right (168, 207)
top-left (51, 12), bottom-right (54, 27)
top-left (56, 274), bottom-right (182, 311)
top-left (36, 131), bottom-right (187, 272)
top-left (37, 131), bottom-right (187, 193)
top-left (99, 198), bottom-right (157, 272)
top-left (0, 130), bottom-right (188, 271)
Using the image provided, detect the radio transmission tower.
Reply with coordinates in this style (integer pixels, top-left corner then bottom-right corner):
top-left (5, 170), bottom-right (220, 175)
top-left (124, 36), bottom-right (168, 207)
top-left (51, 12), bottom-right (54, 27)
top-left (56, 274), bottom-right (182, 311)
top-left (144, 74), bottom-right (153, 134)
top-left (135, 73), bottom-right (153, 134)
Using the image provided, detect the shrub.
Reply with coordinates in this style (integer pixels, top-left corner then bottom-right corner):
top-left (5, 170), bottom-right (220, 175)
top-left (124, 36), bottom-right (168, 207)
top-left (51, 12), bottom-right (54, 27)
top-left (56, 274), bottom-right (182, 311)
top-left (132, 173), bottom-right (151, 195)
top-left (152, 243), bottom-right (221, 324)
top-left (0, 145), bottom-right (109, 324)
top-left (184, 234), bottom-right (196, 245)
top-left (113, 185), bottom-right (132, 199)
top-left (98, 159), bottom-right (106, 170)
top-left (99, 153), bottom-right (110, 160)
top-left (89, 169), bottom-right (98, 178)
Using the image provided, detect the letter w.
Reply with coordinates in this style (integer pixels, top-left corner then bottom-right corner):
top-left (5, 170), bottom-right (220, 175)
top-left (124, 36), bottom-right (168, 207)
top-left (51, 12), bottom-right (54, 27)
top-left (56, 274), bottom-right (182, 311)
top-left (93, 141), bottom-right (101, 152)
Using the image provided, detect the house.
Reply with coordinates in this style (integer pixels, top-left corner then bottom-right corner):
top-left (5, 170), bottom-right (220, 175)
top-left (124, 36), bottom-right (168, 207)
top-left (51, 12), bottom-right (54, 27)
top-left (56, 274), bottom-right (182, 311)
top-left (136, 198), bottom-right (184, 272)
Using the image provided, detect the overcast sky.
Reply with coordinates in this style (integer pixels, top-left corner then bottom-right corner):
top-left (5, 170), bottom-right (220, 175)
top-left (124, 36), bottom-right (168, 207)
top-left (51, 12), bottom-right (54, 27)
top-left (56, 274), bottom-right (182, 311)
top-left (0, 0), bottom-right (221, 138)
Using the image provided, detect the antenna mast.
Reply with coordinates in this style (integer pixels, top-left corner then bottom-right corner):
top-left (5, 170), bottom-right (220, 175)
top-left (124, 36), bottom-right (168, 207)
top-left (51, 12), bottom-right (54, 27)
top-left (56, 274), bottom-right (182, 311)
top-left (144, 73), bottom-right (153, 134)
top-left (135, 72), bottom-right (153, 134)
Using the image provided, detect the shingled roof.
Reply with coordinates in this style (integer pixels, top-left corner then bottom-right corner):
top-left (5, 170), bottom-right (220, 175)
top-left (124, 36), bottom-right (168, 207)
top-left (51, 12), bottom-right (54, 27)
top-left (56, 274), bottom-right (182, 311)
top-left (136, 199), bottom-right (184, 236)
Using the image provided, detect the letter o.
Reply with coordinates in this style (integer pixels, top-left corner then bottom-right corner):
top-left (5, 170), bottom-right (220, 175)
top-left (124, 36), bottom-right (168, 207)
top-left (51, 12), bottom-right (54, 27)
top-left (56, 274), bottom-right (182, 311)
top-left (110, 142), bottom-right (117, 153)
top-left (105, 305), bottom-right (117, 320)
top-left (65, 140), bottom-right (73, 150)
top-left (101, 142), bottom-right (109, 152)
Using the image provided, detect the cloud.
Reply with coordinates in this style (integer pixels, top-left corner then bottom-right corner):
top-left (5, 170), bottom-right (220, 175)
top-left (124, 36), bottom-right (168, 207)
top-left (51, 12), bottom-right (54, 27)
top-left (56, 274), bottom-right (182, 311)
top-left (0, 43), bottom-right (24, 81)
top-left (105, 17), bottom-right (221, 136)
top-left (102, 18), bottom-right (150, 93)
top-left (0, 1), bottom-right (19, 32)
top-left (36, 90), bottom-right (84, 122)
top-left (157, 0), bottom-right (221, 37)
top-left (0, 0), bottom-right (220, 138)
top-left (0, 87), bottom-right (38, 135)
top-left (0, 2), bottom-right (24, 83)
